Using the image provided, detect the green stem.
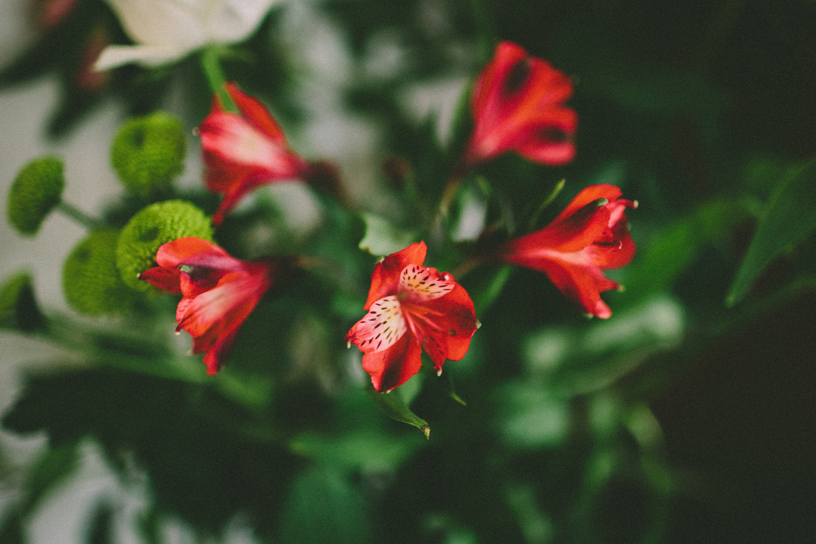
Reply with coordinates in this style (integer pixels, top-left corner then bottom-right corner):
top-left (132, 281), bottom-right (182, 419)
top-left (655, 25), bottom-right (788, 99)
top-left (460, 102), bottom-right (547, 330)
top-left (40, 314), bottom-right (205, 384)
top-left (200, 46), bottom-right (237, 112)
top-left (526, 178), bottom-right (565, 231)
top-left (56, 201), bottom-right (103, 230)
top-left (438, 174), bottom-right (463, 218)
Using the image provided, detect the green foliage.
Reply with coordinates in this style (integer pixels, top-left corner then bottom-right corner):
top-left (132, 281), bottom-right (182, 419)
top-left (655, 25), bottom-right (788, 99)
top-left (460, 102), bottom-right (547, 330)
top-left (110, 112), bottom-right (186, 198)
top-left (366, 383), bottom-right (430, 438)
top-left (63, 230), bottom-right (137, 315)
top-left (2, 0), bottom-right (816, 542)
top-left (7, 156), bottom-right (65, 236)
top-left (115, 200), bottom-right (213, 292)
top-left (728, 159), bottom-right (816, 306)
top-left (276, 466), bottom-right (373, 544)
top-left (0, 271), bottom-right (45, 332)
top-left (2, 367), bottom-right (300, 536)
top-left (623, 198), bottom-right (752, 302)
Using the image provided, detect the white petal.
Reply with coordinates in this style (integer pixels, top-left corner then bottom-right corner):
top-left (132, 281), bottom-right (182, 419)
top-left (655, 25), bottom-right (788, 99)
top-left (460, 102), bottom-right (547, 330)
top-left (103, 0), bottom-right (207, 50)
top-left (93, 45), bottom-right (186, 70)
top-left (207, 0), bottom-right (284, 43)
top-left (102, 0), bottom-right (284, 57)
top-left (399, 264), bottom-right (454, 301)
top-left (352, 296), bottom-right (407, 353)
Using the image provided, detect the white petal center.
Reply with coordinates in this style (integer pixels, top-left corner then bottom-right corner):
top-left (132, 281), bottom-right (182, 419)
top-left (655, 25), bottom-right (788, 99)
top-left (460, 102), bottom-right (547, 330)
top-left (353, 296), bottom-right (407, 352)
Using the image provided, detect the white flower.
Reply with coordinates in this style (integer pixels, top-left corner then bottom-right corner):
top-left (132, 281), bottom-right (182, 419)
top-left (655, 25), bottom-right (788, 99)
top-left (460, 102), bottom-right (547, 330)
top-left (95, 0), bottom-right (283, 70)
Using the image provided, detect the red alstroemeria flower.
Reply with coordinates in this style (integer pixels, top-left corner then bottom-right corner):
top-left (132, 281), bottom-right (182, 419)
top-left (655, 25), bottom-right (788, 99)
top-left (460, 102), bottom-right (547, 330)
top-left (498, 184), bottom-right (636, 319)
top-left (461, 41), bottom-right (577, 171)
top-left (199, 82), bottom-right (312, 226)
top-left (346, 241), bottom-right (479, 392)
top-left (139, 236), bottom-right (276, 374)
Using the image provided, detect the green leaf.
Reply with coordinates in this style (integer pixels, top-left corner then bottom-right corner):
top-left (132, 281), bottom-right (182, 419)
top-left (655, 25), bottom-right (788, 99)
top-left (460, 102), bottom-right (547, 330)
top-left (2, 367), bottom-right (298, 535)
top-left (19, 442), bottom-right (81, 515)
top-left (525, 178), bottom-right (565, 231)
top-left (493, 381), bottom-right (570, 449)
top-left (276, 466), bottom-right (372, 544)
top-left (365, 383), bottom-right (430, 438)
top-left (523, 296), bottom-right (686, 396)
top-left (622, 198), bottom-right (751, 301)
top-left (469, 265), bottom-right (513, 315)
top-left (0, 511), bottom-right (24, 544)
top-left (289, 430), bottom-right (421, 471)
top-left (727, 159), bottom-right (816, 306)
top-left (358, 212), bottom-right (417, 256)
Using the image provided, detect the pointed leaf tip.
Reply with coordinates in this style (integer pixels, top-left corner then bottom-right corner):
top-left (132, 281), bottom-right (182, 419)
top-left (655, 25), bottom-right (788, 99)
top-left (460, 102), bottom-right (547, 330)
top-left (727, 159), bottom-right (816, 306)
top-left (365, 383), bottom-right (430, 435)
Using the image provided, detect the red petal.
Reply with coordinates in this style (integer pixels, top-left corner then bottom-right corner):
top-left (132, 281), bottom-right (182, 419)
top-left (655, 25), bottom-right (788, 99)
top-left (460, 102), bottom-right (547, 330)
top-left (502, 200), bottom-right (610, 262)
top-left (177, 271), bottom-right (269, 337)
top-left (534, 257), bottom-right (619, 319)
top-left (200, 327), bottom-right (241, 375)
top-left (139, 266), bottom-right (182, 294)
top-left (552, 185), bottom-right (623, 223)
top-left (404, 283), bottom-right (478, 369)
top-left (361, 331), bottom-right (423, 392)
top-left (513, 108), bottom-right (578, 165)
top-left (223, 82), bottom-right (286, 142)
top-left (156, 237), bottom-right (236, 270)
top-left (364, 241), bottom-right (427, 309)
top-left (470, 42), bottom-right (527, 126)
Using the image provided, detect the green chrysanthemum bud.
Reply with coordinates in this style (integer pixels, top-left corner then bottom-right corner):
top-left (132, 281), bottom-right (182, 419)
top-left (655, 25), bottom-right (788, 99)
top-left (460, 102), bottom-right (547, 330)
top-left (7, 156), bottom-right (65, 236)
top-left (0, 271), bottom-right (45, 331)
top-left (116, 200), bottom-right (213, 292)
top-left (111, 112), bottom-right (186, 197)
top-left (63, 230), bottom-right (138, 316)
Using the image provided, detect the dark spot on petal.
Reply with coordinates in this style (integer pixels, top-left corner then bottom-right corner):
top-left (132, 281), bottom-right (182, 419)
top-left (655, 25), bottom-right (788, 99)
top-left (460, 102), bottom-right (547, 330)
top-left (503, 58), bottom-right (532, 97)
top-left (538, 126), bottom-right (569, 143)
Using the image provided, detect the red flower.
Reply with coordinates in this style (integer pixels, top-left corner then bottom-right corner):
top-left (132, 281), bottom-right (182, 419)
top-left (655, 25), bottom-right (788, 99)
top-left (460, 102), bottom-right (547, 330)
top-left (36, 0), bottom-right (79, 30)
top-left (498, 184), bottom-right (636, 319)
top-left (462, 41), bottom-right (577, 171)
top-left (346, 242), bottom-right (479, 392)
top-left (198, 82), bottom-right (312, 226)
top-left (140, 237), bottom-right (276, 374)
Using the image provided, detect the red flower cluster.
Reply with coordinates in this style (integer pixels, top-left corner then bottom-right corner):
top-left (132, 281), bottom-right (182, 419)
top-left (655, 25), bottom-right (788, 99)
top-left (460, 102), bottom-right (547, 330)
top-left (499, 184), bottom-right (636, 319)
top-left (198, 83), bottom-right (313, 226)
top-left (142, 42), bottom-right (635, 391)
top-left (140, 237), bottom-right (277, 374)
top-left (345, 242), bottom-right (479, 392)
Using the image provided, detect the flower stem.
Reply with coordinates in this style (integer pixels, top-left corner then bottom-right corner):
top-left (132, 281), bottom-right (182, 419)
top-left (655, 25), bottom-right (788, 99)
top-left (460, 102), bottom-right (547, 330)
top-left (56, 201), bottom-right (103, 230)
top-left (526, 178), bottom-right (565, 231)
top-left (200, 46), bottom-right (237, 112)
top-left (41, 313), bottom-right (207, 384)
top-left (438, 174), bottom-right (463, 218)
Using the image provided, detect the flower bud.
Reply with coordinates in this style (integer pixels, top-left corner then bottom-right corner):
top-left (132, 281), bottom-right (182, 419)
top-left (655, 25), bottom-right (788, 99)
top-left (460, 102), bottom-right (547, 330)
top-left (0, 272), bottom-right (45, 332)
top-left (116, 200), bottom-right (213, 292)
top-left (7, 156), bottom-right (65, 236)
top-left (63, 230), bottom-right (137, 315)
top-left (110, 112), bottom-right (186, 197)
